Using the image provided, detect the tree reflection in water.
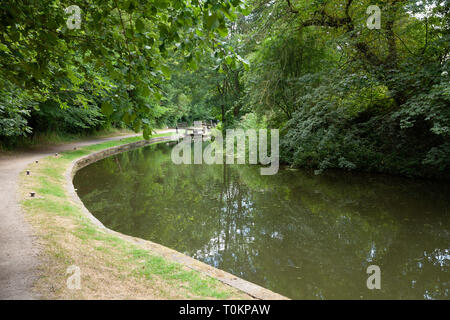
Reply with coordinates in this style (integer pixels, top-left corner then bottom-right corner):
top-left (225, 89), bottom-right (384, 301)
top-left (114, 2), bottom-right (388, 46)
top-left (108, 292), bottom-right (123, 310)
top-left (74, 143), bottom-right (450, 299)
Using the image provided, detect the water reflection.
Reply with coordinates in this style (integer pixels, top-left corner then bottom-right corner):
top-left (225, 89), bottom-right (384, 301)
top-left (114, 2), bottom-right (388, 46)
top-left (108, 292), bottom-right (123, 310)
top-left (73, 143), bottom-right (450, 299)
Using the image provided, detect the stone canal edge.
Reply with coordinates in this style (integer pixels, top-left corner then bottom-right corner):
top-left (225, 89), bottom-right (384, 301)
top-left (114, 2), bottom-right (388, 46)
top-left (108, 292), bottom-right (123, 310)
top-left (65, 135), bottom-right (289, 300)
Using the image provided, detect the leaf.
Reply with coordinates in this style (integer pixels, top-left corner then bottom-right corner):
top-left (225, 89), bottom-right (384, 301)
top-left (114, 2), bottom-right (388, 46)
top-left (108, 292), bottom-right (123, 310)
top-left (217, 27), bottom-right (228, 38)
top-left (122, 113), bottom-right (131, 125)
top-left (135, 18), bottom-right (145, 33)
top-left (101, 101), bottom-right (113, 116)
top-left (143, 126), bottom-right (151, 140)
top-left (9, 31), bottom-right (20, 42)
top-left (225, 55), bottom-right (233, 65)
top-left (160, 65), bottom-right (171, 79)
top-left (236, 55), bottom-right (250, 71)
top-left (140, 85), bottom-right (151, 97)
top-left (205, 13), bottom-right (219, 30)
top-left (154, 0), bottom-right (169, 9)
top-left (153, 90), bottom-right (163, 101)
top-left (221, 7), bottom-right (237, 21)
top-left (133, 120), bottom-right (141, 132)
top-left (0, 43), bottom-right (9, 52)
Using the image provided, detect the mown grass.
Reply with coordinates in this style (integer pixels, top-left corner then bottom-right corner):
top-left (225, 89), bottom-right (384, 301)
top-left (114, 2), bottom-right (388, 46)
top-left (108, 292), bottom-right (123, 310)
top-left (20, 132), bottom-right (247, 300)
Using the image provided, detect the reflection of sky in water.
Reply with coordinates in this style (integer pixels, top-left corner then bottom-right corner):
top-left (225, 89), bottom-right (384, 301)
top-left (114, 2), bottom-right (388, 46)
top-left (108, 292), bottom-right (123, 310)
top-left (74, 143), bottom-right (450, 299)
top-left (367, 242), bottom-right (377, 262)
top-left (426, 249), bottom-right (449, 267)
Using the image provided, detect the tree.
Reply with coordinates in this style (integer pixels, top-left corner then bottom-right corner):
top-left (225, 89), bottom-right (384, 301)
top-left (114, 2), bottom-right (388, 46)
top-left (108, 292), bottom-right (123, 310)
top-left (0, 0), bottom-right (247, 138)
top-left (242, 0), bottom-right (449, 178)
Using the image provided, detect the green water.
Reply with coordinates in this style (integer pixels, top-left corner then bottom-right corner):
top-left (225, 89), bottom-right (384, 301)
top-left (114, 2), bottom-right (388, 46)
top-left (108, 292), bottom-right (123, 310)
top-left (73, 143), bottom-right (450, 299)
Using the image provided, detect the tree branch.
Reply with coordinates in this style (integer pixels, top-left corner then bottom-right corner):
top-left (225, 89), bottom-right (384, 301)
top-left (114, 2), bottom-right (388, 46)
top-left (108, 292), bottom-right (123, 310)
top-left (113, 0), bottom-right (133, 89)
top-left (286, 0), bottom-right (299, 14)
top-left (421, 16), bottom-right (429, 54)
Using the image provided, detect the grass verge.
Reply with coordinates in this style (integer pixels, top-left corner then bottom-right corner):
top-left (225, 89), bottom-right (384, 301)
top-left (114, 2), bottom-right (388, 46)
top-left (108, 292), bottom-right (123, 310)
top-left (0, 128), bottom-right (139, 153)
top-left (19, 133), bottom-right (249, 299)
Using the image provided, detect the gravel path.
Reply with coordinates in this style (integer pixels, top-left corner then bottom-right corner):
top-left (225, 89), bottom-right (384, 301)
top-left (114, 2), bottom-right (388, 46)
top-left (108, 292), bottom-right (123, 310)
top-left (0, 131), bottom-right (173, 299)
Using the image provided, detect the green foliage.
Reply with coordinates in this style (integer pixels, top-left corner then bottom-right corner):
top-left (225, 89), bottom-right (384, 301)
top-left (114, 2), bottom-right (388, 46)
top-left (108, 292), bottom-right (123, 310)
top-left (31, 99), bottom-right (104, 133)
top-left (239, 112), bottom-right (267, 130)
top-left (0, 0), bottom-right (247, 141)
top-left (155, 0), bottom-right (449, 178)
top-left (1, 0), bottom-right (448, 178)
top-left (0, 79), bottom-right (36, 136)
top-left (247, 0), bottom-right (449, 179)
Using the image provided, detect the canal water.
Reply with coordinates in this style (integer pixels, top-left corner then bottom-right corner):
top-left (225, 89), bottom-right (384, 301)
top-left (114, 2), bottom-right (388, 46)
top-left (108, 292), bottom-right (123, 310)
top-left (73, 142), bottom-right (450, 299)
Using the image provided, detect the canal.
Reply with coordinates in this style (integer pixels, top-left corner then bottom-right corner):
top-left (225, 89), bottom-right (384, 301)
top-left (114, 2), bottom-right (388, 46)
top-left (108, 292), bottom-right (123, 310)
top-left (73, 142), bottom-right (450, 299)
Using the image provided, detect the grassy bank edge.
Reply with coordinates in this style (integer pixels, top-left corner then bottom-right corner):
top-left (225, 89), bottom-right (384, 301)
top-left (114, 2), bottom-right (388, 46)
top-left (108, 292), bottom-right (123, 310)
top-left (0, 128), bottom-right (138, 153)
top-left (19, 132), bottom-right (250, 300)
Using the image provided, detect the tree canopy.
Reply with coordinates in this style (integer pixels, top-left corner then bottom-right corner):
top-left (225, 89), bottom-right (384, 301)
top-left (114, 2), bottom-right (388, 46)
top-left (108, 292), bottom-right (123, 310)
top-left (1, 0), bottom-right (449, 178)
top-left (0, 0), bottom-right (247, 139)
top-left (165, 0), bottom-right (449, 178)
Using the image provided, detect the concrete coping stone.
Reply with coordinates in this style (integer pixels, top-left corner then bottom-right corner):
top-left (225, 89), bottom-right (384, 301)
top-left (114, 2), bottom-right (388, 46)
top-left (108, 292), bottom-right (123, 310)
top-left (65, 135), bottom-right (289, 300)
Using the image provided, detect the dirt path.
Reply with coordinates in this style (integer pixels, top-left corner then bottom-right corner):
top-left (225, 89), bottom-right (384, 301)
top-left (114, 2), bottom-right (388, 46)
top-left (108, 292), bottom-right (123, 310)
top-left (0, 130), bottom-right (173, 299)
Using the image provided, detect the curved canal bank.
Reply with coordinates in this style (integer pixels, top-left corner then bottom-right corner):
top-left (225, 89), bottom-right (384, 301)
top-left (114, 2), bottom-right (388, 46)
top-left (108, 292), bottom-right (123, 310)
top-left (16, 133), bottom-right (286, 299)
top-left (0, 132), bottom-right (144, 299)
top-left (67, 135), bottom-right (287, 300)
top-left (74, 142), bottom-right (450, 300)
